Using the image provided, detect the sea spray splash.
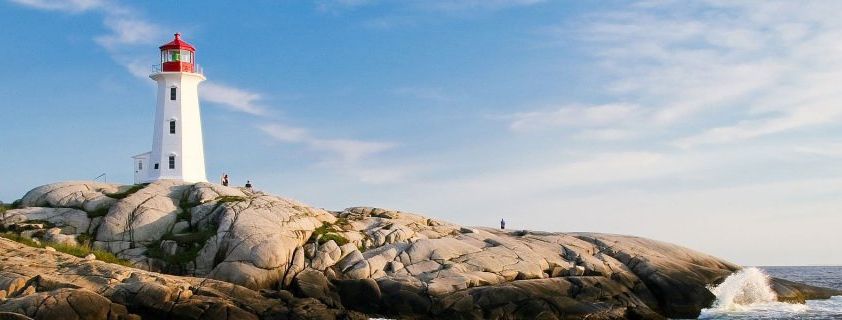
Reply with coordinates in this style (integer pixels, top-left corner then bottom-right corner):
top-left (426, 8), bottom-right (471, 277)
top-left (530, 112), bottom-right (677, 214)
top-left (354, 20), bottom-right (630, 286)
top-left (700, 267), bottom-right (811, 319)
top-left (707, 267), bottom-right (778, 310)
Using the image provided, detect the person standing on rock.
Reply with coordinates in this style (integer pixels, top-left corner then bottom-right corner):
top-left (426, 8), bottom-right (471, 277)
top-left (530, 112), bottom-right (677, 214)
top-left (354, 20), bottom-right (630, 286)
top-left (221, 173), bottom-right (229, 186)
top-left (500, 219), bottom-right (506, 230)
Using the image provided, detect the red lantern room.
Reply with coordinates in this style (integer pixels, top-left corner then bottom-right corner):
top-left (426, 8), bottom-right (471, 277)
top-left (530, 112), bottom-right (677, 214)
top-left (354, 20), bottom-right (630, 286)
top-left (159, 33), bottom-right (196, 73)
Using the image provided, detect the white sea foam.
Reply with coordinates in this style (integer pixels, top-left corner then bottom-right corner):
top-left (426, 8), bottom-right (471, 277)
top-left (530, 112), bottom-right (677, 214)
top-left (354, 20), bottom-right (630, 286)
top-left (707, 267), bottom-right (779, 311)
top-left (699, 267), bottom-right (842, 319)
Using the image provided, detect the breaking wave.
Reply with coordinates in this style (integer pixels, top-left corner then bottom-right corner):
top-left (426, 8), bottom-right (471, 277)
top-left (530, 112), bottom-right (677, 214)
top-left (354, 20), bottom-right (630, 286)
top-left (707, 267), bottom-right (780, 310)
top-left (699, 267), bottom-right (836, 319)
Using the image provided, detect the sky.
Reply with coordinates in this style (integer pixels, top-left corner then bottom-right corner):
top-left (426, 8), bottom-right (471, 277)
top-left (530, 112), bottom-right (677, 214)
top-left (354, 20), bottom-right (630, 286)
top-left (1, 0), bottom-right (841, 266)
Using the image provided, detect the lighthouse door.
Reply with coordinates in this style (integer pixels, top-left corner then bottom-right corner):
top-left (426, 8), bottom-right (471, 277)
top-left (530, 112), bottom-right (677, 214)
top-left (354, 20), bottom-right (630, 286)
top-left (132, 152), bottom-right (151, 184)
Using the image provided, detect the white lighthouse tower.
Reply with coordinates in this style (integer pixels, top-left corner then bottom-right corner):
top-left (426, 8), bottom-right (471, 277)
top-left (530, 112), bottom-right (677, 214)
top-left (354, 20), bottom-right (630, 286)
top-left (133, 33), bottom-right (207, 183)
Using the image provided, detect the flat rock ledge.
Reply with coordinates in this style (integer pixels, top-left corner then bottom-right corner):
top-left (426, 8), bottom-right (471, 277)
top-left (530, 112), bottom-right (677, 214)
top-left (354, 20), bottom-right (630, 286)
top-left (1, 181), bottom-right (839, 320)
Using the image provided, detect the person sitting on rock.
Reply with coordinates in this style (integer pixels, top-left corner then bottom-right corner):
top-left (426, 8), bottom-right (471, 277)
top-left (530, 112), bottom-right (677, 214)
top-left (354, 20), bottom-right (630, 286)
top-left (221, 173), bottom-right (229, 186)
top-left (245, 180), bottom-right (253, 190)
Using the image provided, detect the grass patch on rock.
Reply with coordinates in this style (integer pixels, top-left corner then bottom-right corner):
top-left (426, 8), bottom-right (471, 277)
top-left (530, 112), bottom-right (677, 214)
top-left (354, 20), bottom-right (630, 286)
top-left (216, 195), bottom-right (247, 203)
top-left (0, 232), bottom-right (41, 247)
top-left (106, 184), bottom-right (147, 199)
top-left (0, 232), bottom-right (131, 267)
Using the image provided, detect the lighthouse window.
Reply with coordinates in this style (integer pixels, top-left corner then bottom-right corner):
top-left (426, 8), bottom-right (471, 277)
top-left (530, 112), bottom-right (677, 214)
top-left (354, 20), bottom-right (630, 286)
top-left (169, 120), bottom-right (176, 134)
top-left (168, 156), bottom-right (176, 169)
top-left (170, 50), bottom-right (181, 61)
top-left (154, 163), bottom-right (159, 170)
top-left (170, 87), bottom-right (177, 100)
top-left (138, 161), bottom-right (143, 170)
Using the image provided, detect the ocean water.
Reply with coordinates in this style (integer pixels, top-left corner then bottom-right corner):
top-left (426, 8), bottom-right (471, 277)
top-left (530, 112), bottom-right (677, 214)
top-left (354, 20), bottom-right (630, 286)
top-left (698, 266), bottom-right (842, 319)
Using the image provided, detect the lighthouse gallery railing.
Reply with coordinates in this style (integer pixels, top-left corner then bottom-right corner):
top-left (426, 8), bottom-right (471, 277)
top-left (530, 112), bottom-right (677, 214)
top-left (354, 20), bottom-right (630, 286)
top-left (151, 64), bottom-right (204, 75)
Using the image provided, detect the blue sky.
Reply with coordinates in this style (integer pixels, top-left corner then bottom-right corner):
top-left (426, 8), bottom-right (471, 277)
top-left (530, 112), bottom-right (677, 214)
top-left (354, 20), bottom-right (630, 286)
top-left (2, 0), bottom-right (841, 266)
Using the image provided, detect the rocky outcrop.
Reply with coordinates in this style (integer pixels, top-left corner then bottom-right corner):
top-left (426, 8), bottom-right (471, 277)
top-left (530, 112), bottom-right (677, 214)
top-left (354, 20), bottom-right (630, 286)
top-left (0, 238), bottom-right (364, 320)
top-left (2, 181), bottom-right (839, 319)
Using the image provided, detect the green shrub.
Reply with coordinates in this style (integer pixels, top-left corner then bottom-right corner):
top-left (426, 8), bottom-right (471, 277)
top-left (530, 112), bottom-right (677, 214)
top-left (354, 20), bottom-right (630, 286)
top-left (319, 233), bottom-right (349, 246)
top-left (311, 222), bottom-right (349, 246)
top-left (106, 184), bottom-right (147, 199)
top-left (77, 233), bottom-right (94, 246)
top-left (145, 240), bottom-right (164, 258)
top-left (162, 229), bottom-right (214, 245)
top-left (87, 207), bottom-right (109, 218)
top-left (147, 229), bottom-right (214, 266)
top-left (177, 199), bottom-right (194, 221)
top-left (314, 222), bottom-right (341, 235)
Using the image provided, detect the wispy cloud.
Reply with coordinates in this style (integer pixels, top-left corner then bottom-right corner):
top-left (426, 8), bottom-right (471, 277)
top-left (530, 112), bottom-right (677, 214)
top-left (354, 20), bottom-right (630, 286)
top-left (317, 0), bottom-right (544, 12)
top-left (423, 0), bottom-right (545, 12)
top-left (9, 0), bottom-right (104, 12)
top-left (95, 17), bottom-right (161, 50)
top-left (393, 86), bottom-right (454, 102)
top-left (674, 103), bottom-right (842, 148)
top-left (258, 123), bottom-right (407, 183)
top-left (201, 83), bottom-right (268, 116)
top-left (794, 142), bottom-right (842, 158)
top-left (508, 103), bottom-right (641, 132)
top-left (259, 123), bottom-right (395, 162)
top-left (539, 1), bottom-right (842, 147)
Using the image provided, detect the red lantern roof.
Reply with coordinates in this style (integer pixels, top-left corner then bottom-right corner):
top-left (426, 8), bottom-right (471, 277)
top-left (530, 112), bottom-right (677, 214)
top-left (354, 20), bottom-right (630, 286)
top-left (159, 33), bottom-right (195, 51)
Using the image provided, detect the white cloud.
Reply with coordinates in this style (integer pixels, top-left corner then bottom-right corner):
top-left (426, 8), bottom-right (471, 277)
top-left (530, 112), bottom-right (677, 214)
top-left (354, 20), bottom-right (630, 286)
top-left (258, 123), bottom-right (404, 182)
top-left (317, 0), bottom-right (544, 13)
top-left (508, 103), bottom-right (641, 133)
top-left (256, 123), bottom-right (309, 143)
top-left (424, 0), bottom-right (545, 12)
top-left (393, 86), bottom-right (453, 102)
top-left (572, 128), bottom-right (639, 141)
top-left (311, 139), bottom-right (395, 162)
top-left (544, 1), bottom-right (842, 147)
top-left (9, 0), bottom-right (104, 12)
top-left (259, 123), bottom-right (395, 162)
top-left (794, 142), bottom-right (842, 158)
top-left (95, 17), bottom-right (161, 50)
top-left (674, 103), bottom-right (842, 148)
top-left (316, 0), bottom-right (377, 11)
top-left (201, 82), bottom-right (268, 116)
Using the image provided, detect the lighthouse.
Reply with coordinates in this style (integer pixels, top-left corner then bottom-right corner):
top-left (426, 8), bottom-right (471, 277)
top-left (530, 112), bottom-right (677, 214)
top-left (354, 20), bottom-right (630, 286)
top-left (132, 33), bottom-right (207, 183)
